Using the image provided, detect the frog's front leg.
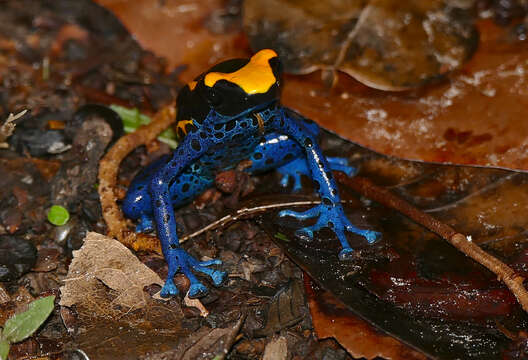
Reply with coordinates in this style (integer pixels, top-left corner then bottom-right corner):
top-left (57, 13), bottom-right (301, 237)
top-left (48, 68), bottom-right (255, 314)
top-left (149, 129), bottom-right (226, 298)
top-left (271, 110), bottom-right (381, 259)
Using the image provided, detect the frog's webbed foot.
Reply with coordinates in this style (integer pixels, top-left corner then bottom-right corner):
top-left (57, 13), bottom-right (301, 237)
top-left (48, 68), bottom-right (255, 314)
top-left (160, 248), bottom-right (227, 298)
top-left (135, 214), bottom-right (154, 233)
top-left (279, 203), bottom-right (381, 260)
top-left (326, 157), bottom-right (357, 177)
top-left (278, 157), bottom-right (357, 192)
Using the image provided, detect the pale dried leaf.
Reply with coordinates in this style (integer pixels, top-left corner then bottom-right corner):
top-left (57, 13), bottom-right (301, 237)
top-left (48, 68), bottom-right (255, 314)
top-left (0, 110), bottom-right (26, 148)
top-left (263, 336), bottom-right (288, 360)
top-left (60, 232), bottom-right (164, 310)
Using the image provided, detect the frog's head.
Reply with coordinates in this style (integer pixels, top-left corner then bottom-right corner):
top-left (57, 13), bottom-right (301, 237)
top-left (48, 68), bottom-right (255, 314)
top-left (177, 49), bottom-right (282, 124)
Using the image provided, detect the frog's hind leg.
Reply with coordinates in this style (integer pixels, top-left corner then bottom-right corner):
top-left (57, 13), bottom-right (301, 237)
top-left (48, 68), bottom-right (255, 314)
top-left (123, 155), bottom-right (169, 232)
top-left (123, 157), bottom-right (214, 234)
top-left (245, 133), bottom-right (356, 191)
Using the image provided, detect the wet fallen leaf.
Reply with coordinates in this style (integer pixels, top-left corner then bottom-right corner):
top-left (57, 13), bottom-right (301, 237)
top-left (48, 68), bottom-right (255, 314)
top-left (283, 20), bottom-right (528, 171)
top-left (145, 316), bottom-right (244, 360)
top-left (94, 0), bottom-right (250, 82)
top-left (244, 0), bottom-right (477, 90)
top-left (253, 280), bottom-right (306, 337)
top-left (305, 276), bottom-right (426, 360)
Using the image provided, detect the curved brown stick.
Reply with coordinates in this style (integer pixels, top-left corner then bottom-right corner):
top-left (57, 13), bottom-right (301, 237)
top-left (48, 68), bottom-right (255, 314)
top-left (98, 104), bottom-right (176, 254)
top-left (334, 172), bottom-right (528, 313)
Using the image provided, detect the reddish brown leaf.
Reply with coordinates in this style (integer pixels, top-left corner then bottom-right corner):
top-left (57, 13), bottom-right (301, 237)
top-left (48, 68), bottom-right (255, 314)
top-left (305, 275), bottom-right (427, 360)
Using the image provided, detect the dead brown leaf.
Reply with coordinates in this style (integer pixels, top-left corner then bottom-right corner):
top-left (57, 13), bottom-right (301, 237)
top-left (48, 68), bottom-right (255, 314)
top-left (305, 276), bottom-right (427, 360)
top-left (144, 316), bottom-right (245, 360)
top-left (60, 232), bottom-right (163, 311)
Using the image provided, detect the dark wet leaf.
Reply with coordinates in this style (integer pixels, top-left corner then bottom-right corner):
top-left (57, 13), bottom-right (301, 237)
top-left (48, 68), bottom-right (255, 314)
top-left (244, 0), bottom-right (478, 90)
top-left (253, 280), bottom-right (305, 337)
top-left (256, 131), bottom-right (528, 359)
top-left (0, 236), bottom-right (37, 282)
top-left (145, 316), bottom-right (244, 360)
top-left (304, 276), bottom-right (426, 360)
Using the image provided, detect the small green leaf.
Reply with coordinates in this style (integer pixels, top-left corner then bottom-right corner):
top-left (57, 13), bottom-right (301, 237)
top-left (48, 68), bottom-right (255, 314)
top-left (110, 104), bottom-right (178, 149)
top-left (0, 339), bottom-right (9, 360)
top-left (274, 232), bottom-right (289, 242)
top-left (47, 205), bottom-right (70, 226)
top-left (3, 295), bottom-right (55, 343)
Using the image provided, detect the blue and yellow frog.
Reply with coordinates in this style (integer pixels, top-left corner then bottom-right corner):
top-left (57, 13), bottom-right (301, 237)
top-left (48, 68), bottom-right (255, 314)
top-left (122, 49), bottom-right (380, 298)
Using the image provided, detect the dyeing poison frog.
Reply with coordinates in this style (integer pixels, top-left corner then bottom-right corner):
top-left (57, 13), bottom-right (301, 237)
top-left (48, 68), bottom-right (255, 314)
top-left (122, 49), bottom-right (381, 298)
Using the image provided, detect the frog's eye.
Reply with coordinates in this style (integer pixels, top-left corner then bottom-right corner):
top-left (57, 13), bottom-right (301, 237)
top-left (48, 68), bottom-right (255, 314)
top-left (207, 88), bottom-right (223, 107)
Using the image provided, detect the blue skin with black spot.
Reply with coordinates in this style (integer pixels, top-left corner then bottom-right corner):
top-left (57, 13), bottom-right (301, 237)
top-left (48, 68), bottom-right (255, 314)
top-left (122, 52), bottom-right (381, 298)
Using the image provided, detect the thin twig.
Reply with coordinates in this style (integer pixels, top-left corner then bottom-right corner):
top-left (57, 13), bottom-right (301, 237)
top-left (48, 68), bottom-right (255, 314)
top-left (334, 172), bottom-right (528, 313)
top-left (179, 200), bottom-right (322, 243)
top-left (98, 103), bottom-right (176, 254)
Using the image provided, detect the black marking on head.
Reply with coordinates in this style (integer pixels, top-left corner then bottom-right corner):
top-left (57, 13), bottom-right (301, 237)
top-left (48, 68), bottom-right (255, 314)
top-left (304, 138), bottom-right (313, 147)
top-left (322, 198), bottom-right (333, 206)
top-left (182, 183), bottom-right (190, 192)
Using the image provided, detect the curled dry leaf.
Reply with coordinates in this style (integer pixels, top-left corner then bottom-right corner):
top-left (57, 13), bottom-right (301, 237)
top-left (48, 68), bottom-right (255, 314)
top-left (244, 0), bottom-right (477, 89)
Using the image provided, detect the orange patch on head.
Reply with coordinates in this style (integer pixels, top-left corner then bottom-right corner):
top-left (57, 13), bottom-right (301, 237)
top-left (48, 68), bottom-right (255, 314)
top-left (204, 49), bottom-right (278, 95)
top-left (188, 81), bottom-right (197, 91)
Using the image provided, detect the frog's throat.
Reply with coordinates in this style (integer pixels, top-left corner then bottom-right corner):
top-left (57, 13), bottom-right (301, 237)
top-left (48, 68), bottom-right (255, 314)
top-left (204, 49), bottom-right (278, 95)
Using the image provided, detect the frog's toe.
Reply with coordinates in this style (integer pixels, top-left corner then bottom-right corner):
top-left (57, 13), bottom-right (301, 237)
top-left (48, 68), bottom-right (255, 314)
top-left (211, 269), bottom-right (227, 287)
top-left (294, 227), bottom-right (314, 242)
top-left (160, 278), bottom-right (179, 298)
top-left (346, 225), bottom-right (381, 244)
top-left (195, 260), bottom-right (227, 287)
top-left (136, 214), bottom-right (154, 233)
top-left (327, 157), bottom-right (357, 177)
top-left (279, 206), bottom-right (320, 221)
top-left (363, 229), bottom-right (381, 244)
top-left (279, 173), bottom-right (290, 188)
top-left (338, 247), bottom-right (356, 261)
top-left (188, 282), bottom-right (208, 298)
